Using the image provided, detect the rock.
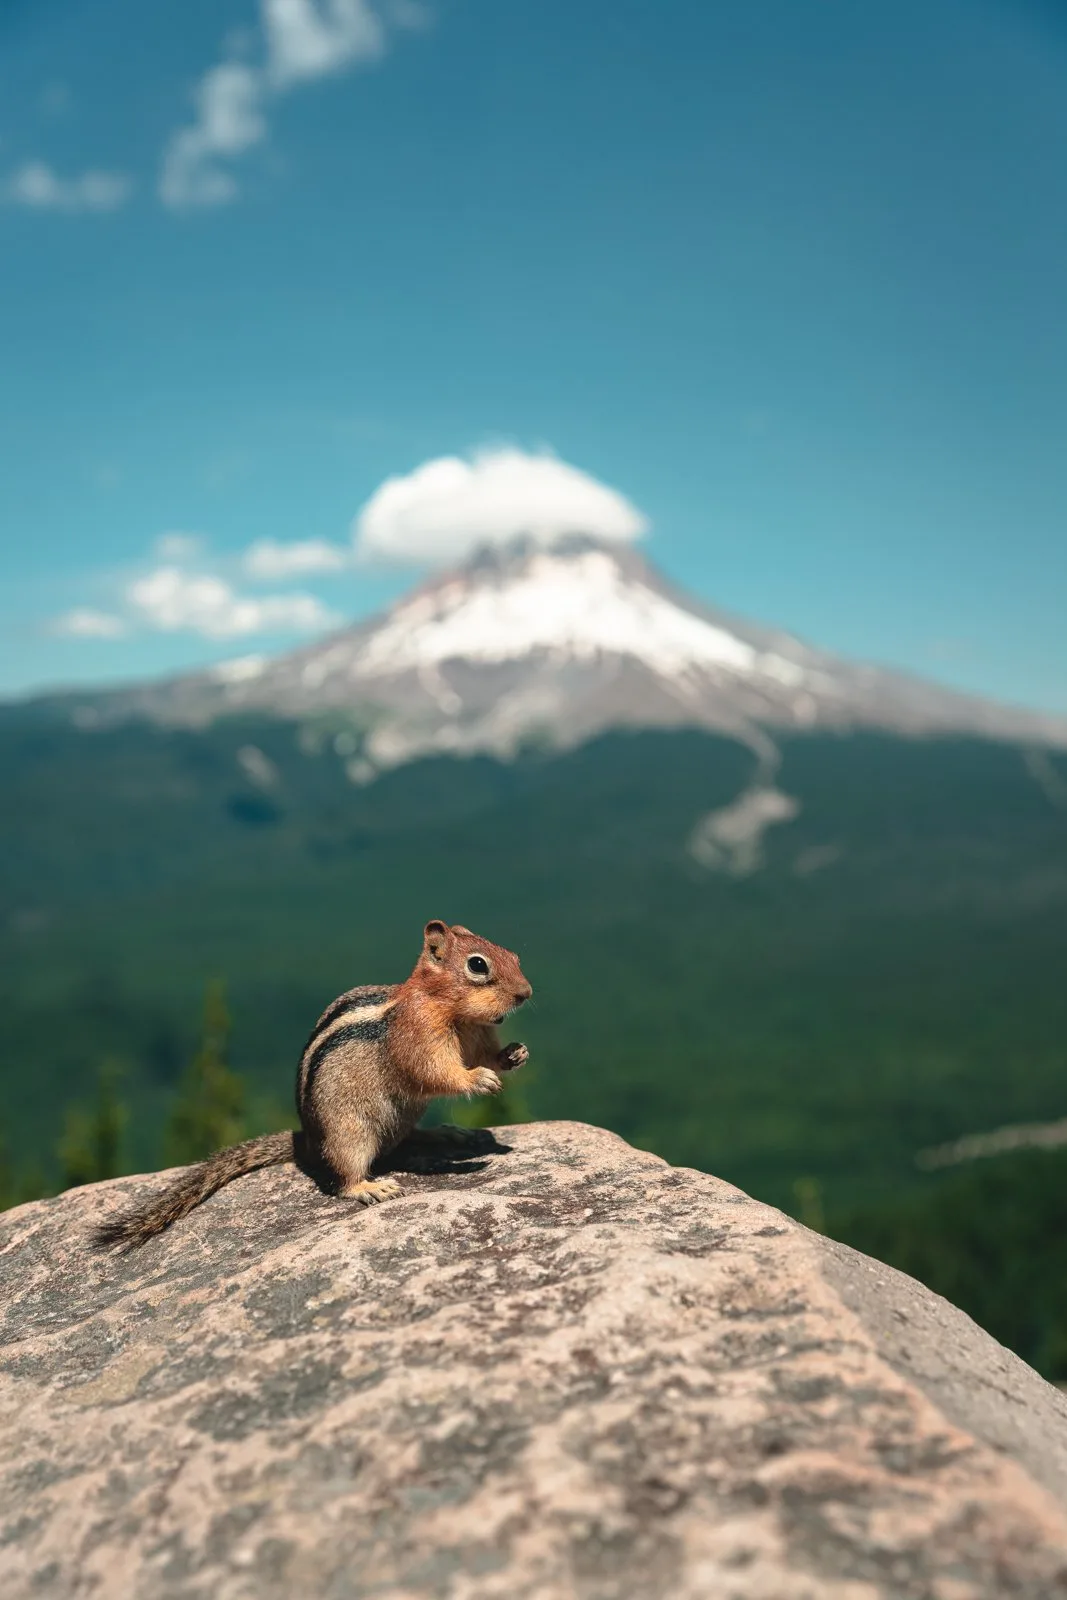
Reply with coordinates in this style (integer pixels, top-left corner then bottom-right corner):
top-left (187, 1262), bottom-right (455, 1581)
top-left (2, 1121), bottom-right (1067, 1599)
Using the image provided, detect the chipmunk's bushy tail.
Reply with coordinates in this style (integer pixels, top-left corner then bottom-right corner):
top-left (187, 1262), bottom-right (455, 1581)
top-left (92, 1131), bottom-right (296, 1251)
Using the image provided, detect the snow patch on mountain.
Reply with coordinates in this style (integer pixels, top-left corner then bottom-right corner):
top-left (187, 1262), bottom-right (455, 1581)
top-left (689, 787), bottom-right (801, 876)
top-left (353, 548), bottom-right (807, 688)
top-left (213, 654), bottom-right (267, 684)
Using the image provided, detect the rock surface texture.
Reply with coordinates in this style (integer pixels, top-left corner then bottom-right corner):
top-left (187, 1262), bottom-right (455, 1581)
top-left (3, 1121), bottom-right (1067, 1599)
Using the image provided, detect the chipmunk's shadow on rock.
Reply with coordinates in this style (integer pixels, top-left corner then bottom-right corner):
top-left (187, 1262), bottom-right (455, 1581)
top-left (385, 1127), bottom-right (513, 1179)
top-left (293, 1127), bottom-right (514, 1196)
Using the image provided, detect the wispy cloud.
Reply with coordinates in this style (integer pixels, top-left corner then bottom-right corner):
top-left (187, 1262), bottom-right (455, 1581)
top-left (126, 565), bottom-right (337, 637)
top-left (6, 161), bottom-right (131, 213)
top-left (159, 64), bottom-right (266, 210)
top-left (52, 608), bottom-right (128, 639)
top-left (154, 531), bottom-right (204, 562)
top-left (243, 537), bottom-right (349, 578)
top-left (264, 0), bottom-right (385, 88)
top-left (39, 82), bottom-right (72, 118)
top-left (354, 447), bottom-right (649, 565)
top-left (160, 0), bottom-right (417, 211)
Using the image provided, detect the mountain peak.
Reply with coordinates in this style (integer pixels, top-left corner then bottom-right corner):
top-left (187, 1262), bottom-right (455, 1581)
top-left (54, 536), bottom-right (1067, 768)
top-left (356, 538), bottom-right (807, 688)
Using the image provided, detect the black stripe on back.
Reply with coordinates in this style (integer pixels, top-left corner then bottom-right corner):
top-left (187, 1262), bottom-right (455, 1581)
top-left (299, 987), bottom-right (393, 1061)
top-left (302, 1013), bottom-right (391, 1103)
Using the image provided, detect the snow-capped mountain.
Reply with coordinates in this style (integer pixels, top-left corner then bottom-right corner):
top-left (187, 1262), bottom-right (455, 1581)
top-left (69, 536), bottom-right (1067, 770)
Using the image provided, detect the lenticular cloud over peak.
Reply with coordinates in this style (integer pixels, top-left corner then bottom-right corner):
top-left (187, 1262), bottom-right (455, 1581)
top-left (353, 447), bottom-right (649, 566)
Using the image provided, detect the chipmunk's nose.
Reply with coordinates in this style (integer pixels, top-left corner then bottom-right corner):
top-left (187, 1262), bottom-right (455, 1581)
top-left (513, 983), bottom-right (533, 1007)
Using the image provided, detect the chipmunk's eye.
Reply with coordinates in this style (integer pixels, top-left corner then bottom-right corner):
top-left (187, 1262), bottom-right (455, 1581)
top-left (465, 954), bottom-right (491, 982)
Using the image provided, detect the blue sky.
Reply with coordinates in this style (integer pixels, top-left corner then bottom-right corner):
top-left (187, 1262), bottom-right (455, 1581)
top-left (1, 0), bottom-right (1065, 711)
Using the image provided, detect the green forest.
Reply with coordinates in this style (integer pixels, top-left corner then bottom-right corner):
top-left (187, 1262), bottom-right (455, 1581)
top-left (2, 709), bottom-right (1066, 1375)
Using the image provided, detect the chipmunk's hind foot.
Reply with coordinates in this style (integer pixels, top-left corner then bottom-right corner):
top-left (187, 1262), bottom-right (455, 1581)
top-left (340, 1176), bottom-right (403, 1205)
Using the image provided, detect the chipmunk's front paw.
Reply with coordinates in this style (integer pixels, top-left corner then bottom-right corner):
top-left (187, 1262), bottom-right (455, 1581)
top-left (498, 1042), bottom-right (529, 1072)
top-left (468, 1067), bottom-right (502, 1097)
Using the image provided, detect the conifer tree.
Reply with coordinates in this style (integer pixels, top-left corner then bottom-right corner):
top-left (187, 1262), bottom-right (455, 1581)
top-left (165, 980), bottom-right (244, 1165)
top-left (58, 1060), bottom-right (127, 1189)
top-left (0, 1145), bottom-right (47, 1211)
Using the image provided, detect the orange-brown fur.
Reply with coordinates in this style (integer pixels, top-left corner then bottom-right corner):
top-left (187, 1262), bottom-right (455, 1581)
top-left (94, 921), bottom-right (532, 1249)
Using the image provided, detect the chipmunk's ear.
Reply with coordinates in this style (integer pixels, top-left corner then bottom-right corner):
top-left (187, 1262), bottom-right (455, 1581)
top-left (423, 920), bottom-right (451, 961)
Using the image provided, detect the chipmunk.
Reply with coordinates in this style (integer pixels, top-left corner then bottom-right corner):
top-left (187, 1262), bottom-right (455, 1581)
top-left (93, 921), bottom-right (532, 1250)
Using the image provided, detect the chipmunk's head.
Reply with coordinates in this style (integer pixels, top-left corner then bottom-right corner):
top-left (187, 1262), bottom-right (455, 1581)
top-left (418, 920), bottom-right (533, 1024)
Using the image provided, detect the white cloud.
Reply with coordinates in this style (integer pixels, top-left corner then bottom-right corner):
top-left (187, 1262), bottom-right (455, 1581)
top-left (263, 0), bottom-right (385, 87)
top-left (160, 0), bottom-right (410, 211)
top-left (159, 64), bottom-right (266, 209)
top-left (126, 566), bottom-right (337, 638)
top-left (353, 447), bottom-right (650, 565)
top-left (7, 161), bottom-right (131, 213)
top-left (244, 538), bottom-right (349, 578)
top-left (52, 608), bottom-right (127, 639)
